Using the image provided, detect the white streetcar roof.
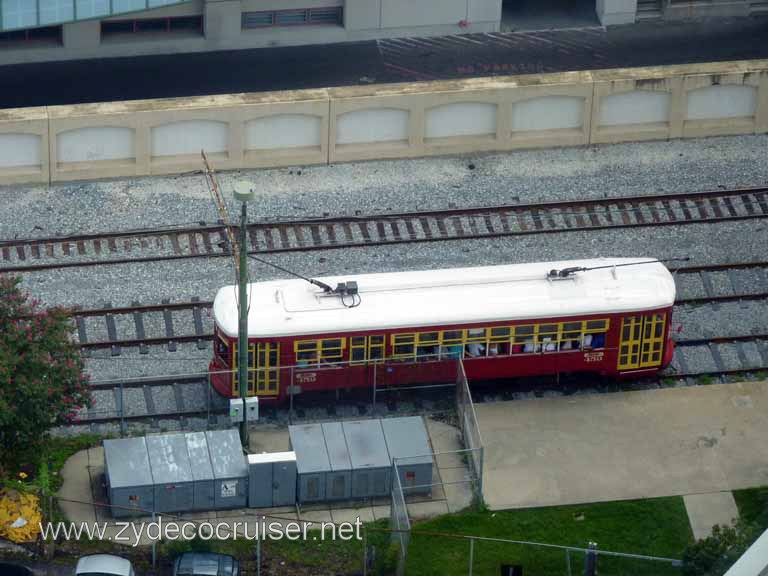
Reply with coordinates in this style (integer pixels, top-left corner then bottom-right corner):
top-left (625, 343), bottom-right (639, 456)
top-left (213, 258), bottom-right (676, 338)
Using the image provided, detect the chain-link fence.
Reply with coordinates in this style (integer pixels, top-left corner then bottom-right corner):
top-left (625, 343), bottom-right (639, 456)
top-left (402, 531), bottom-right (683, 576)
top-left (455, 359), bottom-right (484, 502)
top-left (390, 460), bottom-right (412, 576)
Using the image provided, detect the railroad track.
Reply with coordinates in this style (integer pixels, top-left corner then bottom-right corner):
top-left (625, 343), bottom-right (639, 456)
top-left (65, 260), bottom-right (768, 354)
top-left (3, 186), bottom-right (768, 274)
top-left (74, 332), bottom-right (768, 426)
top-left (77, 375), bottom-right (225, 424)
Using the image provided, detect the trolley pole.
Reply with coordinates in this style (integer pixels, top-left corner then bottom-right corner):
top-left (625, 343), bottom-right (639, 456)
top-left (234, 183), bottom-right (255, 447)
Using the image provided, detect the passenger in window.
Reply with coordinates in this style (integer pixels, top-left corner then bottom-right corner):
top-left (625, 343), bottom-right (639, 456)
top-left (487, 344), bottom-right (499, 356)
top-left (441, 344), bottom-right (464, 359)
top-left (542, 338), bottom-right (557, 352)
top-left (522, 340), bottom-right (536, 353)
top-left (583, 334), bottom-right (593, 349)
top-left (591, 333), bottom-right (606, 348)
top-left (511, 344), bottom-right (524, 354)
top-left (465, 342), bottom-right (485, 357)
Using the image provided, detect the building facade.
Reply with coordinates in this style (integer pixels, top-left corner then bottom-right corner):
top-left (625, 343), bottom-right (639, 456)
top-left (0, 0), bottom-right (766, 66)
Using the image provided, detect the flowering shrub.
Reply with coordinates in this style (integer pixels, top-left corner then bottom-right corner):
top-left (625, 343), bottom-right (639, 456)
top-left (0, 276), bottom-right (91, 467)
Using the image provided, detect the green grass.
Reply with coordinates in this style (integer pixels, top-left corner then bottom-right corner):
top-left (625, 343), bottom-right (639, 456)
top-left (404, 497), bottom-right (693, 576)
top-left (733, 486), bottom-right (768, 531)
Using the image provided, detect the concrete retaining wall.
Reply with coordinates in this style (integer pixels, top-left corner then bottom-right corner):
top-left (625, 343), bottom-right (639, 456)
top-left (1, 59), bottom-right (767, 185)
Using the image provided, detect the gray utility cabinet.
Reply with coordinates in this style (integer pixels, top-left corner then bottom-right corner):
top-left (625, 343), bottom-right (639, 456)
top-left (185, 432), bottom-right (216, 511)
top-left (103, 437), bottom-right (154, 518)
top-left (321, 423), bottom-right (352, 500)
top-left (289, 424), bottom-right (330, 503)
top-left (343, 420), bottom-right (391, 499)
top-left (247, 451), bottom-right (297, 508)
top-left (381, 416), bottom-right (433, 495)
top-left (146, 433), bottom-right (195, 513)
top-left (205, 429), bottom-right (248, 509)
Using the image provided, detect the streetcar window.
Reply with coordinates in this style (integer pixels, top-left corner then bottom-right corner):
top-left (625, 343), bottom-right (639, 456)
top-left (585, 319), bottom-right (609, 332)
top-left (490, 327), bottom-right (510, 341)
top-left (369, 335), bottom-right (385, 361)
top-left (392, 333), bottom-right (416, 359)
top-left (442, 330), bottom-right (464, 344)
top-left (466, 328), bottom-right (487, 342)
top-left (417, 332), bottom-right (440, 359)
top-left (320, 338), bottom-right (345, 362)
top-left (295, 340), bottom-right (318, 364)
top-left (513, 325), bottom-right (534, 344)
top-left (350, 336), bottom-right (366, 364)
top-left (216, 335), bottom-right (229, 358)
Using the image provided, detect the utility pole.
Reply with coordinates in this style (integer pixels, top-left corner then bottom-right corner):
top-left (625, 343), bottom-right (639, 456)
top-left (234, 182), bottom-right (255, 447)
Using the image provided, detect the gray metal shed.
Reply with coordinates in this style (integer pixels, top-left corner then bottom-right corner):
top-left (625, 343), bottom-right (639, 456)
top-left (321, 422), bottom-right (352, 500)
top-left (381, 417), bottom-right (433, 495)
top-left (103, 437), bottom-right (154, 518)
top-left (247, 451), bottom-right (297, 508)
top-left (205, 429), bottom-right (248, 509)
top-left (342, 420), bottom-right (391, 498)
top-left (185, 432), bottom-right (216, 511)
top-left (146, 433), bottom-right (195, 513)
top-left (288, 424), bottom-right (330, 503)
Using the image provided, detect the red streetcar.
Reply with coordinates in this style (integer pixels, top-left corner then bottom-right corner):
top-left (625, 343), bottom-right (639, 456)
top-left (209, 257), bottom-right (677, 402)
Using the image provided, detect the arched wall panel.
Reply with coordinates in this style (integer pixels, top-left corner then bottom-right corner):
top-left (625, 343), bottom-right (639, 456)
top-left (599, 91), bottom-right (671, 126)
top-left (151, 120), bottom-right (228, 157)
top-left (686, 85), bottom-right (758, 120)
top-left (0, 133), bottom-right (42, 168)
top-left (336, 108), bottom-right (409, 145)
top-left (425, 102), bottom-right (497, 138)
top-left (57, 126), bottom-right (135, 163)
top-left (246, 114), bottom-right (322, 150)
top-left (512, 96), bottom-right (584, 131)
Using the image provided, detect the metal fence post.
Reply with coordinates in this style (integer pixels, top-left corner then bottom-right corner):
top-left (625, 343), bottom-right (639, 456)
top-left (289, 367), bottom-right (294, 423)
top-left (468, 538), bottom-right (474, 576)
top-left (372, 363), bottom-right (377, 414)
top-left (119, 381), bottom-right (126, 436)
top-left (257, 534), bottom-right (261, 576)
top-left (151, 510), bottom-right (156, 569)
top-left (566, 549), bottom-right (572, 576)
top-left (207, 373), bottom-right (211, 428)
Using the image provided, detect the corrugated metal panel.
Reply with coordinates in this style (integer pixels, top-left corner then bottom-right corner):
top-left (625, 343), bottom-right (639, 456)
top-left (343, 420), bottom-right (390, 469)
top-left (146, 433), bottom-right (195, 513)
top-left (289, 424), bottom-right (331, 474)
top-left (289, 424), bottom-right (330, 503)
top-left (380, 416), bottom-right (432, 465)
top-left (146, 433), bottom-right (194, 484)
top-left (104, 437), bottom-right (153, 488)
top-left (185, 432), bottom-right (215, 511)
top-left (205, 429), bottom-right (247, 478)
top-left (185, 432), bottom-right (214, 481)
top-left (104, 437), bottom-right (155, 517)
top-left (321, 422), bottom-right (352, 500)
top-left (381, 416), bottom-right (433, 495)
top-left (205, 429), bottom-right (247, 509)
top-left (343, 419), bottom-right (391, 498)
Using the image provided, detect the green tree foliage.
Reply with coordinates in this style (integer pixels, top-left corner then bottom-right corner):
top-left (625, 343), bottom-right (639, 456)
top-left (0, 276), bottom-right (91, 466)
top-left (681, 519), bottom-right (763, 576)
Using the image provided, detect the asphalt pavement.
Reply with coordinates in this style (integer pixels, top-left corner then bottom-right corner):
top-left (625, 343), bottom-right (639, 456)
top-left (1, 16), bottom-right (767, 109)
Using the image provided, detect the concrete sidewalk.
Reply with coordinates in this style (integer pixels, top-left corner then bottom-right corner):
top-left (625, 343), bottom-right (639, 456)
top-left (478, 380), bottom-right (768, 511)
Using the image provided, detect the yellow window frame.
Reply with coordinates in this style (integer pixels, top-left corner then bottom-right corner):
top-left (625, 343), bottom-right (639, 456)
top-left (255, 341), bottom-right (279, 395)
top-left (391, 333), bottom-right (417, 359)
top-left (232, 341), bottom-right (256, 396)
top-left (294, 338), bottom-right (346, 365)
top-left (639, 313), bottom-right (666, 368)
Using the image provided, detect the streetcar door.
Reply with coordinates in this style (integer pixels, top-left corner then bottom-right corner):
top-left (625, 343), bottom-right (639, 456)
top-left (255, 342), bottom-right (280, 396)
top-left (617, 313), bottom-right (666, 371)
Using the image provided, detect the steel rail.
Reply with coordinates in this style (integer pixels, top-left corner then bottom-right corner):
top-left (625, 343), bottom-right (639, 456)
top-left (3, 186), bottom-right (767, 273)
